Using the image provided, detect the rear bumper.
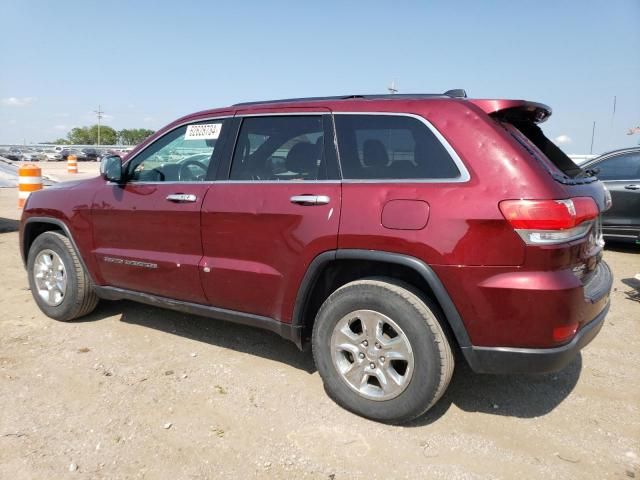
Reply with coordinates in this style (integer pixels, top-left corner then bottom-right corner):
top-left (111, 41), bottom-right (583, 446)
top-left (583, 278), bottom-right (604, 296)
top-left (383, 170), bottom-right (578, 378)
top-left (463, 301), bottom-right (609, 374)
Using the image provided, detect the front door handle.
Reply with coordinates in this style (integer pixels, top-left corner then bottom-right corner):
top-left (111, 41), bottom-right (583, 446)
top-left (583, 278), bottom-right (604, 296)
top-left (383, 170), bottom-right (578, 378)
top-left (290, 195), bottom-right (330, 206)
top-left (624, 184), bottom-right (640, 190)
top-left (166, 193), bottom-right (197, 203)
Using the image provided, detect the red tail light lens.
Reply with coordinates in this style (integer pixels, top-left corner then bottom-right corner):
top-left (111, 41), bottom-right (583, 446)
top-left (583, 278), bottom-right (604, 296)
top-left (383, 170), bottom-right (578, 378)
top-left (553, 323), bottom-right (579, 343)
top-left (499, 197), bottom-right (599, 245)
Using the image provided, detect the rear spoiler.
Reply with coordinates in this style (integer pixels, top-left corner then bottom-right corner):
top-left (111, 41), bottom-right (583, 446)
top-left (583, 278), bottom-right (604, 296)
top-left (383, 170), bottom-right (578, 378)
top-left (469, 99), bottom-right (552, 124)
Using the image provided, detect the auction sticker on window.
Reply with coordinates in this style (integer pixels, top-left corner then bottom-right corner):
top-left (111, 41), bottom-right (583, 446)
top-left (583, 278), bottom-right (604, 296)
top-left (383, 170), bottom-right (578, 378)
top-left (185, 123), bottom-right (222, 140)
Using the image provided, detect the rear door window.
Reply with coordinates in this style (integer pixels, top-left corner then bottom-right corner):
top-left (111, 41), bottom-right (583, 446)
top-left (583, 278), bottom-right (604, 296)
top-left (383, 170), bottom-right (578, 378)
top-left (334, 114), bottom-right (461, 180)
top-left (230, 116), bottom-right (325, 181)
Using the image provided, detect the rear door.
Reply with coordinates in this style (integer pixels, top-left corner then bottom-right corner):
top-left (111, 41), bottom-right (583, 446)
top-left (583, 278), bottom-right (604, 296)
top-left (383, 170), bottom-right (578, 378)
top-left (199, 111), bottom-right (341, 321)
top-left (91, 116), bottom-right (232, 303)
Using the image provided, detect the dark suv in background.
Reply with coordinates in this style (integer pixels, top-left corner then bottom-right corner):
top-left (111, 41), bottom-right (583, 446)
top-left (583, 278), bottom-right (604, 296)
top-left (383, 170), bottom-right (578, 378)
top-left (82, 148), bottom-right (101, 161)
top-left (582, 147), bottom-right (640, 243)
top-left (20, 91), bottom-right (613, 423)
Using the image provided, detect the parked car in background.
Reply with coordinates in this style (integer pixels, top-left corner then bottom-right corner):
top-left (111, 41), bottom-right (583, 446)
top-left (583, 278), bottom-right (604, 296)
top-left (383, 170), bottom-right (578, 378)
top-left (60, 149), bottom-right (87, 161)
top-left (3, 148), bottom-right (23, 161)
top-left (0, 148), bottom-right (12, 159)
top-left (82, 148), bottom-right (100, 161)
top-left (10, 148), bottom-right (33, 161)
top-left (569, 154), bottom-right (597, 166)
top-left (28, 149), bottom-right (48, 162)
top-left (582, 147), bottom-right (640, 243)
top-left (101, 148), bottom-right (131, 160)
top-left (43, 150), bottom-right (63, 161)
top-left (20, 91), bottom-right (613, 423)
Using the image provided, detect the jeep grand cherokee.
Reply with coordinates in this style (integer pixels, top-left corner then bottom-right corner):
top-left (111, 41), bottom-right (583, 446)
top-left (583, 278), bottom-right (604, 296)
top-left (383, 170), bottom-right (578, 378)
top-left (20, 90), bottom-right (613, 423)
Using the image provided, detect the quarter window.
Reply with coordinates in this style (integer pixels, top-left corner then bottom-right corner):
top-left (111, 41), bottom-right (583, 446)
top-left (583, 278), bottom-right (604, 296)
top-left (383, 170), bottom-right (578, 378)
top-left (594, 153), bottom-right (640, 181)
top-left (334, 114), bottom-right (461, 180)
top-left (128, 120), bottom-right (225, 182)
top-left (230, 116), bottom-right (325, 181)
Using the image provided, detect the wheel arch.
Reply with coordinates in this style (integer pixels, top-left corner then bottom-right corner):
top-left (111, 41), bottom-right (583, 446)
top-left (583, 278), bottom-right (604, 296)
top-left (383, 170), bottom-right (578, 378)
top-left (292, 249), bottom-right (472, 351)
top-left (22, 217), bottom-right (95, 284)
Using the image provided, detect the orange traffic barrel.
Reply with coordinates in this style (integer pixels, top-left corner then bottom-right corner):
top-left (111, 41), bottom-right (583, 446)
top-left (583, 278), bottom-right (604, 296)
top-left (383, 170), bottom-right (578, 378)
top-left (67, 154), bottom-right (78, 174)
top-left (18, 164), bottom-right (43, 208)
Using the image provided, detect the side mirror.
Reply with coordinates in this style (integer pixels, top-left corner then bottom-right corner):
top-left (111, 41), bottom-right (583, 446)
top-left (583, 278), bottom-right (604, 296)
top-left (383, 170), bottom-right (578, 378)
top-left (100, 155), bottom-right (123, 182)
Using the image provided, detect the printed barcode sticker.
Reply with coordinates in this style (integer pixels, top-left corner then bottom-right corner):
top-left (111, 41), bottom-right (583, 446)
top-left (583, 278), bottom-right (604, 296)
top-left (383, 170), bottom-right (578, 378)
top-left (185, 123), bottom-right (222, 140)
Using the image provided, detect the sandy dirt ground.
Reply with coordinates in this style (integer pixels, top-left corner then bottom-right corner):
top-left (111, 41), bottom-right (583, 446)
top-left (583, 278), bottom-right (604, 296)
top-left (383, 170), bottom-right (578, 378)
top-left (0, 187), bottom-right (638, 479)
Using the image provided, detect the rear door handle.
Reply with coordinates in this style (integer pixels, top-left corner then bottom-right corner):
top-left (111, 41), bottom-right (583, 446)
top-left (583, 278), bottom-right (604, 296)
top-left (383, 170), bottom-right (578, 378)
top-left (624, 184), bottom-right (640, 190)
top-left (166, 193), bottom-right (197, 203)
top-left (290, 195), bottom-right (330, 205)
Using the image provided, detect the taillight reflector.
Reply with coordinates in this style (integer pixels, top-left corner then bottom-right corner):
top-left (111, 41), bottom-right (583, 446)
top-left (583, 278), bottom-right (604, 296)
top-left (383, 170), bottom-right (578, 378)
top-left (553, 323), bottom-right (579, 343)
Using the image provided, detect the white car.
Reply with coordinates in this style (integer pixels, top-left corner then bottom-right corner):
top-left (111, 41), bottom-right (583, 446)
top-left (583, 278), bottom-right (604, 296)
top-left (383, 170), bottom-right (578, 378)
top-left (44, 150), bottom-right (62, 161)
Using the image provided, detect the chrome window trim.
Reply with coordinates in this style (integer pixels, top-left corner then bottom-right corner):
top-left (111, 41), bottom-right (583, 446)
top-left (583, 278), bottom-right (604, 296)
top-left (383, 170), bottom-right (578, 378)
top-left (118, 111), bottom-right (469, 185)
top-left (105, 180), bottom-right (218, 186)
top-left (106, 180), bottom-right (342, 185)
top-left (331, 111), bottom-right (470, 183)
top-left (210, 180), bottom-right (341, 185)
top-left (237, 112), bottom-right (328, 117)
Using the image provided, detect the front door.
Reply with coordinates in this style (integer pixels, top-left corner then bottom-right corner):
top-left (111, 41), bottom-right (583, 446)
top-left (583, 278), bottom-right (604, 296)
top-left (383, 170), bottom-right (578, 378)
top-left (200, 113), bottom-right (341, 321)
top-left (91, 117), bottom-right (231, 303)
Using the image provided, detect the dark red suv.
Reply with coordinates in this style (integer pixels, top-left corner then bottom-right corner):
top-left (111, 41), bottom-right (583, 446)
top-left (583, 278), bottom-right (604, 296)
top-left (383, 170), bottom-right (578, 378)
top-left (20, 91), bottom-right (613, 423)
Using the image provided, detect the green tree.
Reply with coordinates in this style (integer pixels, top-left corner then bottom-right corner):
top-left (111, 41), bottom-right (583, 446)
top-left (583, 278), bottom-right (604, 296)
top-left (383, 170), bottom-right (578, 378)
top-left (90, 124), bottom-right (118, 145)
top-left (67, 127), bottom-right (92, 144)
top-left (67, 124), bottom-right (118, 145)
top-left (118, 128), bottom-right (155, 145)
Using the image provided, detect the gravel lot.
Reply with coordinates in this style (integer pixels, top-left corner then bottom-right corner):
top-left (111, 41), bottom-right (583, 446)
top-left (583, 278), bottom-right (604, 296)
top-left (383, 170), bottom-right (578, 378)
top-left (0, 187), bottom-right (638, 479)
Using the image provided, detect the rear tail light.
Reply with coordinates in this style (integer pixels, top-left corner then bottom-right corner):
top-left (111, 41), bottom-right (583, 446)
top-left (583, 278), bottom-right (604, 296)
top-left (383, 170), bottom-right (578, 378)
top-left (499, 197), bottom-right (599, 245)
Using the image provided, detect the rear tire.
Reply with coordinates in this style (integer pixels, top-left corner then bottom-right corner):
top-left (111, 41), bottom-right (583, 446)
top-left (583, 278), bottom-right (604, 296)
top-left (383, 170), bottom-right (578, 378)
top-left (27, 231), bottom-right (98, 321)
top-left (312, 277), bottom-right (454, 423)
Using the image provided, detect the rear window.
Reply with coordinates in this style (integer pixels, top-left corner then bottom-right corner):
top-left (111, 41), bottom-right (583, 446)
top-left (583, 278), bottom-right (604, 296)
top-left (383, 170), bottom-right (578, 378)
top-left (505, 121), bottom-right (582, 178)
top-left (334, 114), bottom-right (461, 180)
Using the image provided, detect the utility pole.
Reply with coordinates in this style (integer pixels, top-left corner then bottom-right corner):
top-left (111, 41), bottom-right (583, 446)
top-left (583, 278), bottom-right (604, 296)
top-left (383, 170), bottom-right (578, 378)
top-left (590, 121), bottom-right (596, 154)
top-left (94, 105), bottom-right (104, 146)
top-left (387, 80), bottom-right (398, 94)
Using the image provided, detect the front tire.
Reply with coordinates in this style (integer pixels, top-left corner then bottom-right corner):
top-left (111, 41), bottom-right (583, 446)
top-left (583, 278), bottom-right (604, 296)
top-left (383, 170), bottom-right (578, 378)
top-left (312, 277), bottom-right (454, 423)
top-left (27, 231), bottom-right (98, 321)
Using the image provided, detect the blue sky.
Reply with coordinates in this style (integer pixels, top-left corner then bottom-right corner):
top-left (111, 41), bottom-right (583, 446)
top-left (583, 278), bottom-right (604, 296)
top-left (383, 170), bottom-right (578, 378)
top-left (0, 0), bottom-right (638, 154)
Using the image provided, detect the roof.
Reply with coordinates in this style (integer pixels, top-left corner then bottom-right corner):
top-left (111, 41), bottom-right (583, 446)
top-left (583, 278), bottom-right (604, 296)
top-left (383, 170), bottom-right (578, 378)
top-left (232, 89), bottom-right (468, 107)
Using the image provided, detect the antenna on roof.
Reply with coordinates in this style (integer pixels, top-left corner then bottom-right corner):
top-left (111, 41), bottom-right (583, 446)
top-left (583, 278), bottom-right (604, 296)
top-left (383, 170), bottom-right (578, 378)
top-left (444, 89), bottom-right (467, 98)
top-left (387, 80), bottom-right (398, 95)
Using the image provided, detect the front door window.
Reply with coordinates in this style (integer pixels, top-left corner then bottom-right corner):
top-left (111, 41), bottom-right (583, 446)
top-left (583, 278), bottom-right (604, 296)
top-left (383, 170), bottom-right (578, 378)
top-left (128, 120), bottom-right (226, 182)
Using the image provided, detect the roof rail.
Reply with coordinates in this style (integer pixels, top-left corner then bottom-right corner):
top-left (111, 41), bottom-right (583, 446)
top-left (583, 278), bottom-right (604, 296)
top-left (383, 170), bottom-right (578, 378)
top-left (232, 90), bottom-right (468, 107)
